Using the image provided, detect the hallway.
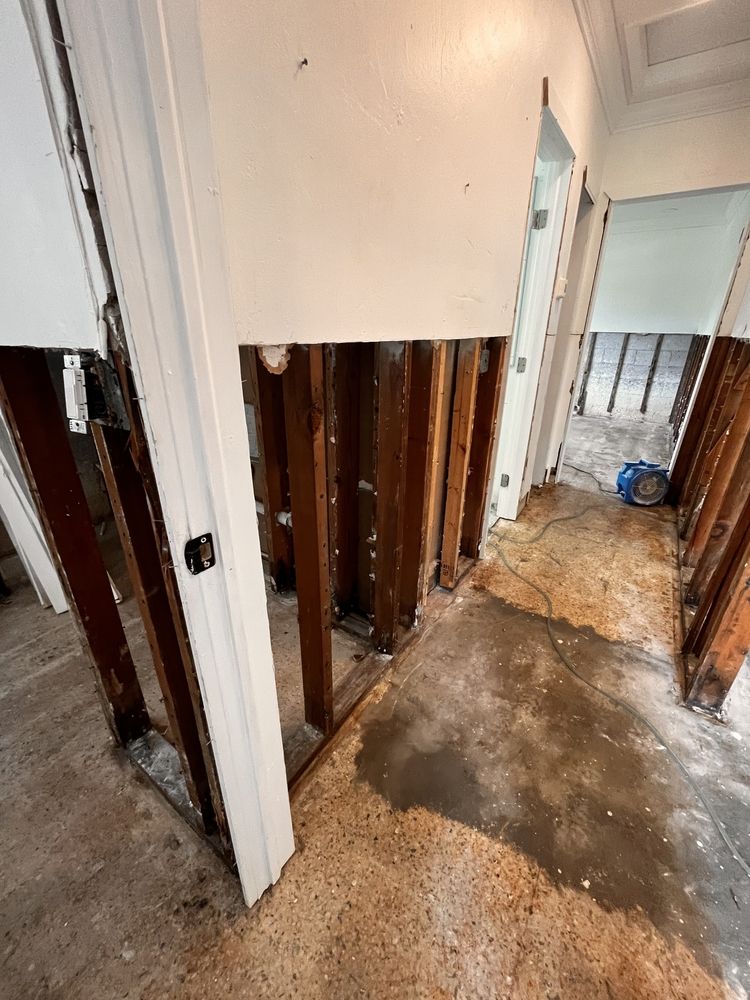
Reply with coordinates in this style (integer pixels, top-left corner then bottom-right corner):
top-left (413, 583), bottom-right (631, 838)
top-left (3, 480), bottom-right (749, 999)
top-left (565, 413), bottom-right (673, 493)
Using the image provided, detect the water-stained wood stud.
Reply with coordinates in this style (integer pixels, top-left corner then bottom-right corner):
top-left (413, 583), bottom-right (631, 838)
top-left (686, 524), bottom-right (750, 716)
top-left (282, 344), bottom-right (333, 734)
top-left (679, 340), bottom-right (748, 538)
top-left (0, 345), bottom-right (150, 745)
top-left (461, 337), bottom-right (508, 559)
top-left (372, 341), bottom-right (411, 652)
top-left (686, 428), bottom-right (750, 610)
top-left (240, 346), bottom-right (294, 591)
top-left (325, 343), bottom-right (362, 619)
top-left (440, 338), bottom-right (481, 588)
top-left (91, 422), bottom-right (215, 821)
top-left (400, 341), bottom-right (447, 626)
top-left (668, 336), bottom-right (732, 507)
top-left (684, 361), bottom-right (750, 568)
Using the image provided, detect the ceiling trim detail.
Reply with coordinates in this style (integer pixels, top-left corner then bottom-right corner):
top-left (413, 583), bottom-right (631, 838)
top-left (573, 0), bottom-right (750, 133)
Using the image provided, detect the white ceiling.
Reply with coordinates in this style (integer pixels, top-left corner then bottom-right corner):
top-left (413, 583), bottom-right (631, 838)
top-left (573, 0), bottom-right (750, 132)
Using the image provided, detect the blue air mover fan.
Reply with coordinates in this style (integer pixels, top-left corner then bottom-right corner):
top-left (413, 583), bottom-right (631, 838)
top-left (616, 460), bottom-right (670, 506)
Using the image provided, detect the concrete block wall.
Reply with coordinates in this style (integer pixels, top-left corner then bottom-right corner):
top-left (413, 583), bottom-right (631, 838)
top-left (581, 332), bottom-right (694, 423)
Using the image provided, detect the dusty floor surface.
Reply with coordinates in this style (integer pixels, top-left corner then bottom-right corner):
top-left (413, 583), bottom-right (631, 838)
top-left (2, 481), bottom-right (750, 999)
top-left (265, 589), bottom-right (370, 747)
top-left (565, 413), bottom-right (673, 491)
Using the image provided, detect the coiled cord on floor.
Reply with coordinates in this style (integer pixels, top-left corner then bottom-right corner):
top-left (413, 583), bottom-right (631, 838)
top-left (487, 505), bottom-right (750, 880)
top-left (563, 462), bottom-right (619, 496)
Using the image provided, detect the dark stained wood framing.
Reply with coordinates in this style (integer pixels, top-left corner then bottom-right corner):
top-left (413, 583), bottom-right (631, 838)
top-left (440, 338), bottom-right (481, 588)
top-left (606, 333), bottom-right (630, 414)
top-left (91, 422), bottom-right (214, 820)
top-left (686, 427), bottom-right (750, 609)
top-left (684, 489), bottom-right (750, 657)
top-left (671, 337), bottom-right (750, 716)
top-left (240, 346), bottom-right (294, 590)
top-left (575, 331), bottom-right (597, 415)
top-left (668, 336), bottom-right (732, 505)
top-left (422, 342), bottom-right (457, 594)
top-left (282, 345), bottom-right (333, 733)
top-left (678, 336), bottom-right (709, 435)
top-left (0, 346), bottom-right (150, 745)
top-left (640, 334), bottom-right (664, 415)
top-left (669, 335), bottom-right (699, 434)
top-left (683, 365), bottom-right (750, 568)
top-left (680, 342), bottom-right (750, 540)
top-left (686, 525), bottom-right (750, 716)
top-left (372, 341), bottom-right (412, 652)
top-left (461, 337), bottom-right (508, 559)
top-left (399, 341), bottom-right (446, 626)
top-left (325, 344), bottom-right (361, 618)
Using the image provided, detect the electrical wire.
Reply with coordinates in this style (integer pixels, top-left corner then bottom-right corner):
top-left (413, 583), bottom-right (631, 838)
top-left (562, 462), bottom-right (619, 496)
top-left (486, 508), bottom-right (750, 880)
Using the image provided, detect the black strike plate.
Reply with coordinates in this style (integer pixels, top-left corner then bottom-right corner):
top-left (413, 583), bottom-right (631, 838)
top-left (185, 532), bottom-right (215, 575)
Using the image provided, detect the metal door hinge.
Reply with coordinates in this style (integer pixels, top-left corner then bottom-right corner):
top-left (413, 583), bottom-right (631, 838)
top-left (62, 352), bottom-right (130, 434)
top-left (531, 208), bottom-right (549, 230)
top-left (500, 473), bottom-right (510, 488)
top-left (516, 357), bottom-right (527, 373)
top-left (479, 347), bottom-right (490, 374)
top-left (63, 356), bottom-right (89, 432)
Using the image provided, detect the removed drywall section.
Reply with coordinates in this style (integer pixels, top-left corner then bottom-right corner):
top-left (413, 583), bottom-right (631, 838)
top-left (581, 332), bottom-right (692, 422)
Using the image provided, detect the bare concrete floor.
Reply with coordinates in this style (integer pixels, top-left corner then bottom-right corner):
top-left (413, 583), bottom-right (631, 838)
top-left (3, 483), bottom-right (750, 999)
top-left (565, 413), bottom-right (673, 490)
top-left (265, 589), bottom-right (370, 749)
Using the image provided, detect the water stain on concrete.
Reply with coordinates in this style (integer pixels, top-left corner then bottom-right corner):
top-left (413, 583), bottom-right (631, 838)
top-left (356, 588), bottom-right (747, 985)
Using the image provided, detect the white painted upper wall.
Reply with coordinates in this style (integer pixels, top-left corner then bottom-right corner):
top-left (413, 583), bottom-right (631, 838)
top-left (0, 0), bottom-right (101, 351)
top-left (199, 0), bottom-right (610, 345)
top-left (603, 107), bottom-right (750, 202)
top-left (591, 188), bottom-right (750, 336)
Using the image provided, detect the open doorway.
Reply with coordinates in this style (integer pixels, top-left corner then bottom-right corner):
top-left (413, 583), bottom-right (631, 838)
top-left (489, 107), bottom-right (574, 522)
top-left (559, 187), bottom-right (750, 493)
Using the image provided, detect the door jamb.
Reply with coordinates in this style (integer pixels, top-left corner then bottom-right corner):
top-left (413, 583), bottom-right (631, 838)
top-left (54, 0), bottom-right (294, 905)
top-left (555, 195), bottom-right (612, 484)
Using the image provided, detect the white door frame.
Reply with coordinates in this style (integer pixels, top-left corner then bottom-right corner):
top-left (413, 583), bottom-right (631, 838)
top-left (554, 195), bottom-right (612, 485)
top-left (53, 0), bottom-right (294, 905)
top-left (490, 108), bottom-right (574, 522)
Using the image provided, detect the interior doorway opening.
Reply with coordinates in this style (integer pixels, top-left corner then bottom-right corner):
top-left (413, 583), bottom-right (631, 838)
top-left (489, 107), bottom-right (574, 523)
top-left (559, 186), bottom-right (750, 494)
top-left (239, 337), bottom-right (508, 782)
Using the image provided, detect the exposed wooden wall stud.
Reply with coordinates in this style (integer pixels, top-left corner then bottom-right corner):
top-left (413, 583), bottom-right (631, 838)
top-left (686, 528), bottom-right (750, 716)
top-left (461, 337), bottom-right (508, 559)
top-left (91, 422), bottom-right (215, 821)
top-left (372, 341), bottom-right (411, 652)
top-left (240, 346), bottom-right (294, 591)
top-left (282, 345), bottom-right (333, 733)
top-left (0, 346), bottom-right (149, 745)
top-left (325, 344), bottom-right (361, 618)
top-left (400, 341), bottom-right (446, 626)
top-left (669, 336), bottom-right (732, 505)
top-left (440, 338), bottom-right (481, 588)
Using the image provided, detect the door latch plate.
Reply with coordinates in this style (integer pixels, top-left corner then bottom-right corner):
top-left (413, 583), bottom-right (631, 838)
top-left (185, 533), bottom-right (216, 575)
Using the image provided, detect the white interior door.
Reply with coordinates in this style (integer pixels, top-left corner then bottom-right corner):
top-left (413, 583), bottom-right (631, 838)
top-left (490, 110), bottom-right (574, 522)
